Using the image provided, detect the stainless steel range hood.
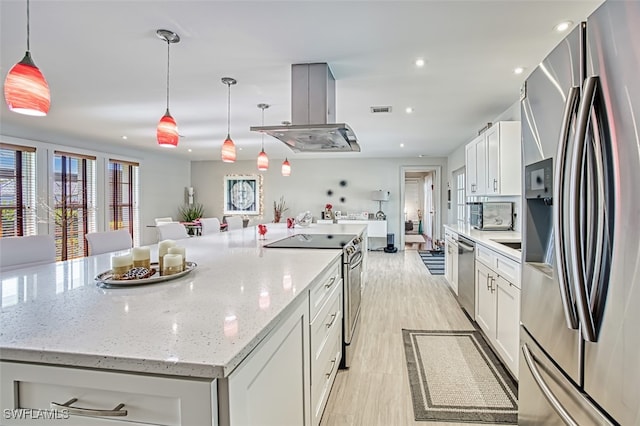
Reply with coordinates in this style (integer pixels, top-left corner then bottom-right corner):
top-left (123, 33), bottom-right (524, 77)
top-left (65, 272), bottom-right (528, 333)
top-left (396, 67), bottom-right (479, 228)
top-left (251, 63), bottom-right (360, 153)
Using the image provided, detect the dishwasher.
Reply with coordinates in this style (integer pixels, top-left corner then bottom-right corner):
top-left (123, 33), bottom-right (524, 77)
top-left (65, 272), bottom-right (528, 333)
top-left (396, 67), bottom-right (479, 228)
top-left (457, 236), bottom-right (476, 320)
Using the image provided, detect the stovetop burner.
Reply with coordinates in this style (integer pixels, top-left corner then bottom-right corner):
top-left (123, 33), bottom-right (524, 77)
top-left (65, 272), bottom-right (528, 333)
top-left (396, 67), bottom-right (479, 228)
top-left (264, 234), bottom-right (357, 249)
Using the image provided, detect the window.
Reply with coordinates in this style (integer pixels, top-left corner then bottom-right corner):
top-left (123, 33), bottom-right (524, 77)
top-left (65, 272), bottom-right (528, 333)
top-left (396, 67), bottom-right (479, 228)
top-left (0, 143), bottom-right (36, 237)
top-left (53, 151), bottom-right (96, 261)
top-left (108, 159), bottom-right (139, 246)
top-left (454, 167), bottom-right (466, 227)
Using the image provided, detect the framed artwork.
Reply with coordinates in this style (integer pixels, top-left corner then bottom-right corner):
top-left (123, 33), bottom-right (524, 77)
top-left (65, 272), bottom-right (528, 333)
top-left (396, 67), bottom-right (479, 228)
top-left (223, 175), bottom-right (263, 215)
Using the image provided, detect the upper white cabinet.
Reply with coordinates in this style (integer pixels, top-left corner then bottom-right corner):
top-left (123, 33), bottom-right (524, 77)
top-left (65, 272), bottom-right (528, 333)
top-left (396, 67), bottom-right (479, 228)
top-left (466, 121), bottom-right (521, 197)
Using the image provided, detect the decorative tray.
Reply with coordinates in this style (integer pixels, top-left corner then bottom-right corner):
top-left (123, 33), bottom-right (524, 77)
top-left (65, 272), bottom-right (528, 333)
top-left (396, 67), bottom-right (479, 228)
top-left (95, 261), bottom-right (197, 288)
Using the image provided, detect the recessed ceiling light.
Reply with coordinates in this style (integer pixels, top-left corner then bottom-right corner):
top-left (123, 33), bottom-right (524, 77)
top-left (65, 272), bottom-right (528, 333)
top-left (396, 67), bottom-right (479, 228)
top-left (121, 136), bottom-right (128, 140)
top-left (400, 143), bottom-right (405, 148)
top-left (405, 107), bottom-right (414, 114)
top-left (514, 67), bottom-right (524, 75)
top-left (415, 58), bottom-right (425, 68)
top-left (555, 21), bottom-right (573, 32)
top-left (188, 148), bottom-right (192, 152)
top-left (239, 147), bottom-right (243, 151)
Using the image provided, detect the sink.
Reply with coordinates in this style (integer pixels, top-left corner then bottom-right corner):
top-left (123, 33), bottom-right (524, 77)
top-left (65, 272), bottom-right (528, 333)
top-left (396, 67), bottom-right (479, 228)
top-left (491, 239), bottom-right (522, 251)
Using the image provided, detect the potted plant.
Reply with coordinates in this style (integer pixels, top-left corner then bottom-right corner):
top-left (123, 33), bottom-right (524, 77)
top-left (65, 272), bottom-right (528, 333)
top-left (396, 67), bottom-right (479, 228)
top-left (273, 196), bottom-right (289, 223)
top-left (179, 203), bottom-right (205, 223)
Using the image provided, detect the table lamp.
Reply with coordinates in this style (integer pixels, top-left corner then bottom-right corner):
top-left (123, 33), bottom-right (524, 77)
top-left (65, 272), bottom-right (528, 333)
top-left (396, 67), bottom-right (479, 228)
top-left (371, 190), bottom-right (390, 220)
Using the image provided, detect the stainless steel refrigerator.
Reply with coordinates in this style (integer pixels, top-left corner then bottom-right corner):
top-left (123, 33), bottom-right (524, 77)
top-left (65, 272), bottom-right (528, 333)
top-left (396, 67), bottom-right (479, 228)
top-left (520, 1), bottom-right (640, 424)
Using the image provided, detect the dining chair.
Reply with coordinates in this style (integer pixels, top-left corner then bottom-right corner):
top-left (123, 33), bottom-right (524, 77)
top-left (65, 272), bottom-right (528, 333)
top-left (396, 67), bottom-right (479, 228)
top-left (224, 216), bottom-right (244, 231)
top-left (85, 229), bottom-right (133, 256)
top-left (199, 217), bottom-right (221, 235)
top-left (157, 222), bottom-right (190, 240)
top-left (154, 217), bottom-right (174, 225)
top-left (0, 235), bottom-right (56, 271)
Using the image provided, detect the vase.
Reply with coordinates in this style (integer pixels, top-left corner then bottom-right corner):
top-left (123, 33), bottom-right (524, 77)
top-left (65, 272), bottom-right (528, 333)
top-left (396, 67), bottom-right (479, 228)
top-left (324, 209), bottom-right (334, 220)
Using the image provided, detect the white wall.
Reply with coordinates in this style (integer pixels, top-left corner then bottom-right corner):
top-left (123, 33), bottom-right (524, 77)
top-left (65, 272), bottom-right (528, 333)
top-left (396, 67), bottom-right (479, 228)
top-left (1, 134), bottom-right (191, 246)
top-left (191, 157), bottom-right (447, 246)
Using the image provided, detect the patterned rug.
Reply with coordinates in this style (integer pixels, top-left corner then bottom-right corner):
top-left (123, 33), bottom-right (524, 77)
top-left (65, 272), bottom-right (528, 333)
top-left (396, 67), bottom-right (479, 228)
top-left (418, 251), bottom-right (444, 275)
top-left (402, 329), bottom-right (518, 424)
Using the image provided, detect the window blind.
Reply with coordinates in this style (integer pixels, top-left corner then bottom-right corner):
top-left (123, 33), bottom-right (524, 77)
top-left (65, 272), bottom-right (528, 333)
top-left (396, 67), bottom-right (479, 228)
top-left (108, 159), bottom-right (139, 246)
top-left (0, 143), bottom-right (37, 237)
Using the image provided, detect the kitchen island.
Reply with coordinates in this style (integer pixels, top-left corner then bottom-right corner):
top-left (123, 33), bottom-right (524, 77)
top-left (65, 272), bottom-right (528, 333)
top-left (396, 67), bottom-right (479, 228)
top-left (0, 223), bottom-right (366, 425)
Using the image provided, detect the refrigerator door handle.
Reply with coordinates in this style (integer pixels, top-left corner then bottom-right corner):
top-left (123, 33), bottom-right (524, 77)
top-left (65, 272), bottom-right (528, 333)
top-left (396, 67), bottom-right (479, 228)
top-left (569, 76), bottom-right (602, 342)
top-left (553, 85), bottom-right (580, 330)
top-left (522, 343), bottom-right (580, 426)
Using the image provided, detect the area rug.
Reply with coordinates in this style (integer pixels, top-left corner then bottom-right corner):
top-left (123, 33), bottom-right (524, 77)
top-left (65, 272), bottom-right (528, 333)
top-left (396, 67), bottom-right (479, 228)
top-left (402, 329), bottom-right (518, 424)
top-left (418, 251), bottom-right (444, 275)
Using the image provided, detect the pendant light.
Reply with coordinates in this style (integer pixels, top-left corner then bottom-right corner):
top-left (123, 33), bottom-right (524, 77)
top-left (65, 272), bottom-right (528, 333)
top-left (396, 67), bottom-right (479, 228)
top-left (256, 103), bottom-right (269, 171)
top-left (281, 158), bottom-right (291, 176)
top-left (156, 29), bottom-right (180, 148)
top-left (4, 0), bottom-right (50, 116)
top-left (221, 77), bottom-right (237, 162)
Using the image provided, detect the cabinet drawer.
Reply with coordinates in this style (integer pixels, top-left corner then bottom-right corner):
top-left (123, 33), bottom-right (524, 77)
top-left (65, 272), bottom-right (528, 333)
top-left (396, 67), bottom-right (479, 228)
top-left (476, 244), bottom-right (495, 267)
top-left (309, 259), bottom-right (341, 321)
top-left (310, 315), bottom-right (341, 426)
top-left (495, 254), bottom-right (520, 287)
top-left (310, 283), bottom-right (341, 360)
top-left (0, 362), bottom-right (213, 426)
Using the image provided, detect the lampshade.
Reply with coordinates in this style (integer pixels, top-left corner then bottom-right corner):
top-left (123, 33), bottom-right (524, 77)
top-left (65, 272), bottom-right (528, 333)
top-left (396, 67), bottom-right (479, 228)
top-left (4, 0), bottom-right (50, 117)
top-left (4, 52), bottom-right (50, 116)
top-left (156, 29), bottom-right (180, 147)
top-left (371, 190), bottom-right (390, 201)
top-left (221, 135), bottom-right (236, 162)
top-left (221, 78), bottom-right (238, 162)
top-left (157, 109), bottom-right (178, 147)
top-left (281, 158), bottom-right (291, 176)
top-left (257, 150), bottom-right (269, 171)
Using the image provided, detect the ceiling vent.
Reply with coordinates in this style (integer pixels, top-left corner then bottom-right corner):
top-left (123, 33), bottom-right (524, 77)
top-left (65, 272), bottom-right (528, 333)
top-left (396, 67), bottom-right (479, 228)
top-left (370, 106), bottom-right (392, 114)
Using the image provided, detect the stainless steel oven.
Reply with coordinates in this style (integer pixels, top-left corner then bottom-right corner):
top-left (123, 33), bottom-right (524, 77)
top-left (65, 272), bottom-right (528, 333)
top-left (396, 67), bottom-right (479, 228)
top-left (341, 236), bottom-right (363, 368)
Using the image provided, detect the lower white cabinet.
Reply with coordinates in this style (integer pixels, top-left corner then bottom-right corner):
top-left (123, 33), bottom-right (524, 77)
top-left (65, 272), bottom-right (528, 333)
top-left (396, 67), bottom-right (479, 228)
top-left (474, 245), bottom-right (521, 377)
top-left (0, 361), bottom-right (215, 425)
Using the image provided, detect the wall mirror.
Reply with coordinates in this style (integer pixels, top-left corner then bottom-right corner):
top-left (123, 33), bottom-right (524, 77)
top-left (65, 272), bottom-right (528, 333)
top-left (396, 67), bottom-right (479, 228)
top-left (223, 175), bottom-right (263, 215)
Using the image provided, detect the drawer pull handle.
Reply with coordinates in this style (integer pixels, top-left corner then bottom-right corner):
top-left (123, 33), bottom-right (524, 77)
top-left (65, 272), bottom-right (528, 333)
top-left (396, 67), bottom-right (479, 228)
top-left (50, 398), bottom-right (128, 417)
top-left (325, 276), bottom-right (336, 289)
top-left (325, 358), bottom-right (337, 378)
top-left (326, 313), bottom-right (337, 329)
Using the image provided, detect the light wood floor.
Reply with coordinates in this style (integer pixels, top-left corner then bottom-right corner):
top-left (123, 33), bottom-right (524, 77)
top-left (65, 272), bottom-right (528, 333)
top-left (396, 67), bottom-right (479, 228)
top-left (320, 250), bottom-right (502, 426)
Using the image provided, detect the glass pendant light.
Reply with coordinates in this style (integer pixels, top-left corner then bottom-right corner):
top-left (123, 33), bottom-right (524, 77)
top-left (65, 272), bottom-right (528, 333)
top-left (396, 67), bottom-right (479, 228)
top-left (156, 29), bottom-right (180, 148)
top-left (281, 158), bottom-right (291, 176)
top-left (4, 0), bottom-right (50, 116)
top-left (256, 103), bottom-right (269, 171)
top-left (221, 77), bottom-right (237, 162)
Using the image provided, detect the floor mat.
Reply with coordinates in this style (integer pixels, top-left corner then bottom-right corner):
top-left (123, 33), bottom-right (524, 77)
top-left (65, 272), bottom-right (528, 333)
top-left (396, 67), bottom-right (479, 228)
top-left (418, 251), bottom-right (444, 275)
top-left (402, 328), bottom-right (518, 424)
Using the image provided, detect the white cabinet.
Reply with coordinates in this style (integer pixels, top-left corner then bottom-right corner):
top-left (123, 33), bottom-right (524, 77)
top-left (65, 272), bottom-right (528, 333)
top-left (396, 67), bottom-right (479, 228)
top-left (485, 121), bottom-right (521, 196)
top-left (495, 275), bottom-right (521, 377)
top-left (444, 231), bottom-right (459, 295)
top-left (465, 134), bottom-right (486, 195)
top-left (474, 244), bottom-right (521, 377)
top-left (475, 260), bottom-right (496, 337)
top-left (465, 121), bottom-right (521, 197)
top-left (337, 219), bottom-right (386, 239)
top-left (0, 361), bottom-right (215, 425)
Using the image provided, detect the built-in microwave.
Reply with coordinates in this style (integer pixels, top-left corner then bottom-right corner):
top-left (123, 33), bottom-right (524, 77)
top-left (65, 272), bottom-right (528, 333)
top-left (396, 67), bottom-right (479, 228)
top-left (467, 201), bottom-right (514, 230)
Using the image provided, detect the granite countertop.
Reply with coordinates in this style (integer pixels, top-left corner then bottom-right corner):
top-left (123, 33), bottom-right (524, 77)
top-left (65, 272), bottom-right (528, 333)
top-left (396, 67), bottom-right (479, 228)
top-left (0, 223), bottom-right (366, 379)
top-left (443, 223), bottom-right (521, 262)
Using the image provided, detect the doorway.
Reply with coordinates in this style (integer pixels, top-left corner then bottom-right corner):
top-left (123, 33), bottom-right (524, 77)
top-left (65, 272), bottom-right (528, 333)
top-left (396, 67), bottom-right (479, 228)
top-left (400, 166), bottom-right (441, 251)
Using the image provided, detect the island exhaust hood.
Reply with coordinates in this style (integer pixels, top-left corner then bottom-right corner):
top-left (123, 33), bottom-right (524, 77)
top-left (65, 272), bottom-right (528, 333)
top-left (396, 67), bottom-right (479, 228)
top-left (250, 63), bottom-right (360, 153)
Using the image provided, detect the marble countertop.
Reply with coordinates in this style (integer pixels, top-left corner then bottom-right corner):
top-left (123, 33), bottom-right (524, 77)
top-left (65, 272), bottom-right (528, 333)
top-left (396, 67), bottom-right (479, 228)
top-left (443, 223), bottom-right (522, 262)
top-left (0, 223), bottom-right (366, 379)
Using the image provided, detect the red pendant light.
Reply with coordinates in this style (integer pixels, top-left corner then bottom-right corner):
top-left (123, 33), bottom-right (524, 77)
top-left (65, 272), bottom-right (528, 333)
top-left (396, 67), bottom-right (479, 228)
top-left (256, 103), bottom-right (269, 171)
top-left (156, 29), bottom-right (180, 148)
top-left (281, 158), bottom-right (291, 176)
top-left (221, 78), bottom-right (237, 162)
top-left (4, 0), bottom-right (50, 116)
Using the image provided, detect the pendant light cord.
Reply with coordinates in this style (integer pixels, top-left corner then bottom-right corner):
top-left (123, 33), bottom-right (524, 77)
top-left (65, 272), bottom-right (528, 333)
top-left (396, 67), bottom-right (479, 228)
top-left (26, 0), bottom-right (30, 51)
top-left (226, 82), bottom-right (231, 136)
top-left (166, 40), bottom-right (170, 110)
top-left (261, 107), bottom-right (265, 150)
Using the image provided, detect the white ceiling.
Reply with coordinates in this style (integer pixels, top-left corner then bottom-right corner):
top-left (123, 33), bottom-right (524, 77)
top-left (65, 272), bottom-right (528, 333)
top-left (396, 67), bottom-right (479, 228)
top-left (0, 0), bottom-right (603, 161)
